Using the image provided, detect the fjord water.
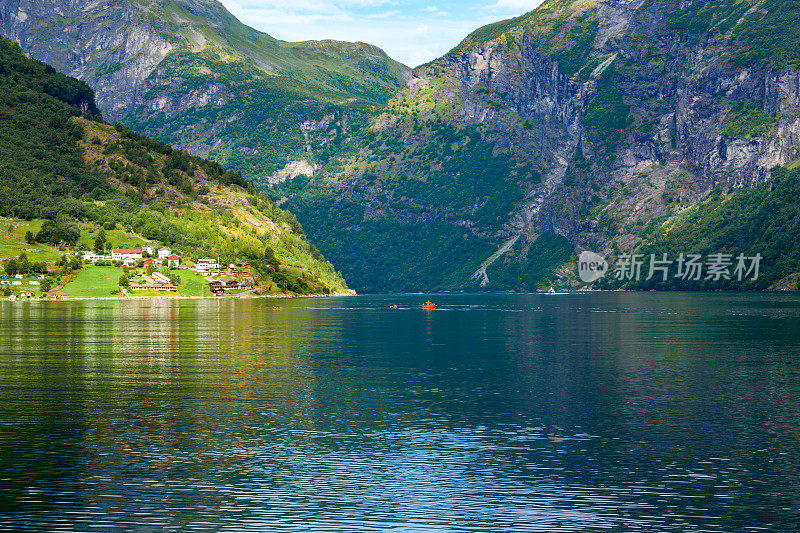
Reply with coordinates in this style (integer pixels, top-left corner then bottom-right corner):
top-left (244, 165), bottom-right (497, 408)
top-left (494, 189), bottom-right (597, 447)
top-left (1, 294), bottom-right (799, 531)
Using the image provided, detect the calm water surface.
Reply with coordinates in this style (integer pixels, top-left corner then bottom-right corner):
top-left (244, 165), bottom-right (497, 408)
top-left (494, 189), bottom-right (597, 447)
top-left (1, 293), bottom-right (799, 531)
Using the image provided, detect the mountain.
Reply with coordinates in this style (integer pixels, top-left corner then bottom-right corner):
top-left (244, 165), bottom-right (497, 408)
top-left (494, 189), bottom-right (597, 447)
top-left (271, 0), bottom-right (800, 291)
top-left (0, 0), bottom-right (410, 182)
top-left (7, 0), bottom-right (800, 292)
top-left (0, 35), bottom-right (349, 295)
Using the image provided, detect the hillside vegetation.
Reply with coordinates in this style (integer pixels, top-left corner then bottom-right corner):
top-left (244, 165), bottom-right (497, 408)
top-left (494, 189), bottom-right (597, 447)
top-left (589, 166), bottom-right (800, 291)
top-left (0, 36), bottom-right (348, 296)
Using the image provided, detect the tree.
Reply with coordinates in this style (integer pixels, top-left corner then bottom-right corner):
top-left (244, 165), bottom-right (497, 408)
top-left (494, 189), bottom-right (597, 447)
top-left (4, 258), bottom-right (17, 277)
top-left (17, 252), bottom-right (30, 275)
top-left (35, 218), bottom-right (80, 246)
top-left (94, 228), bottom-right (106, 253)
top-left (40, 278), bottom-right (53, 293)
top-left (118, 273), bottom-right (129, 287)
top-left (264, 245), bottom-right (279, 271)
top-left (24, 230), bottom-right (35, 244)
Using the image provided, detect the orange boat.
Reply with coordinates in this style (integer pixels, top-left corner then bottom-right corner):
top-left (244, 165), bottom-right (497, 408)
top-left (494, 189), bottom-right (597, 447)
top-left (421, 301), bottom-right (436, 310)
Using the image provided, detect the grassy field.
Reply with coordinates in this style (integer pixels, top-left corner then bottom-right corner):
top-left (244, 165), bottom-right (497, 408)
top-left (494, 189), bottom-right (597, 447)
top-left (76, 228), bottom-right (151, 250)
top-left (175, 270), bottom-right (209, 297)
top-left (0, 219), bottom-right (64, 262)
top-left (61, 266), bottom-right (123, 298)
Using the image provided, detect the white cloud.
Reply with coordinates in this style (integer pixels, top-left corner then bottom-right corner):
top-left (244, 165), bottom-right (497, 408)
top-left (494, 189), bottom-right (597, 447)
top-left (218, 0), bottom-right (540, 67)
top-left (366, 10), bottom-right (401, 19)
top-left (491, 0), bottom-right (545, 10)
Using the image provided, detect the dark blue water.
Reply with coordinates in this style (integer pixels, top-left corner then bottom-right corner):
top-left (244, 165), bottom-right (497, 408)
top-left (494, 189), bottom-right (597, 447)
top-left (1, 293), bottom-right (799, 531)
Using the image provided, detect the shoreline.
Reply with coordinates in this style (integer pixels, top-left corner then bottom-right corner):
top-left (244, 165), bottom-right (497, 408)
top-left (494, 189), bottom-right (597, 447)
top-left (7, 289), bottom-right (794, 303)
top-left (3, 291), bottom-right (357, 302)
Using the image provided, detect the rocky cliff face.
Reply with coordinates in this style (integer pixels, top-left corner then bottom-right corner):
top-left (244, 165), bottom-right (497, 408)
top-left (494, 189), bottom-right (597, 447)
top-left (442, 0), bottom-right (800, 241)
top-left (0, 0), bottom-right (410, 181)
top-left (273, 0), bottom-right (800, 291)
top-left (0, 0), bottom-right (175, 118)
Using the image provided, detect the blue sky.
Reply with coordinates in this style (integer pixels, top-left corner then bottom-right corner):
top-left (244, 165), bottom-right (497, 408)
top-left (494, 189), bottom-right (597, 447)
top-left (218, 0), bottom-right (546, 67)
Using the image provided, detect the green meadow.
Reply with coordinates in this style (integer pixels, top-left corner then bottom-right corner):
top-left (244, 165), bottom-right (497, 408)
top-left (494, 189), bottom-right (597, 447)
top-left (61, 266), bottom-right (123, 298)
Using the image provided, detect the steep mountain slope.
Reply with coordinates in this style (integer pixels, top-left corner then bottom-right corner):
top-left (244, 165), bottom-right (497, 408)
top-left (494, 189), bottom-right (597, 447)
top-left (0, 0), bottom-right (410, 182)
top-left (0, 35), bottom-right (349, 295)
top-left (273, 0), bottom-right (800, 291)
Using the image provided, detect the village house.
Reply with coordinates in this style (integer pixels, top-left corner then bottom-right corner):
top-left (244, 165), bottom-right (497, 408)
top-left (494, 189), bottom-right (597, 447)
top-left (142, 258), bottom-right (158, 268)
top-left (111, 248), bottom-right (143, 265)
top-left (209, 280), bottom-right (224, 295)
top-left (157, 247), bottom-right (172, 259)
top-left (129, 282), bottom-right (177, 292)
top-left (142, 246), bottom-right (156, 256)
top-left (82, 251), bottom-right (112, 263)
top-left (152, 272), bottom-right (171, 284)
top-left (167, 254), bottom-right (180, 268)
top-left (193, 258), bottom-right (219, 273)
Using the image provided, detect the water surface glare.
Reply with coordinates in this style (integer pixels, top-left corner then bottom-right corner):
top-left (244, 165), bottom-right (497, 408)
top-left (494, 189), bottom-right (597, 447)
top-left (1, 293), bottom-right (799, 531)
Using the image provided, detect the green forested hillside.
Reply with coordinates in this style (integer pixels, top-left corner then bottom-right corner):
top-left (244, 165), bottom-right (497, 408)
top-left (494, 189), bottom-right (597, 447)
top-left (0, 36), bottom-right (348, 295)
top-left (271, 120), bottom-right (532, 292)
top-left (124, 30), bottom-right (410, 181)
top-left (610, 166), bottom-right (800, 291)
top-left (0, 38), bottom-right (104, 218)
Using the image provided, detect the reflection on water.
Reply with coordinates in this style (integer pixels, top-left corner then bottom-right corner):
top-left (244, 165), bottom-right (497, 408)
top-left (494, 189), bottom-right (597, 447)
top-left (1, 294), bottom-right (800, 531)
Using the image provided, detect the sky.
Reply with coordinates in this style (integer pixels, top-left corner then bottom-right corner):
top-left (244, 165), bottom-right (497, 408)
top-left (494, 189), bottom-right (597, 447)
top-left (218, 0), bottom-right (547, 68)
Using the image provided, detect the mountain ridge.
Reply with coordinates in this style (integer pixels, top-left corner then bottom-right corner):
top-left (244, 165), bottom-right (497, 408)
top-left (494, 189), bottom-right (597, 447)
top-left (0, 0), bottom-right (410, 181)
top-left (272, 0), bottom-right (800, 291)
top-left (6, 0), bottom-right (800, 291)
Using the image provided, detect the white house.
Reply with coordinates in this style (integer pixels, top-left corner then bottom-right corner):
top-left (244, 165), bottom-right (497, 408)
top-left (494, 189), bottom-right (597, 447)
top-left (82, 251), bottom-right (111, 263)
top-left (152, 272), bottom-right (171, 284)
top-left (157, 247), bottom-right (172, 259)
top-left (111, 248), bottom-right (143, 262)
top-left (29, 281), bottom-right (40, 286)
top-left (192, 258), bottom-right (219, 273)
top-left (142, 246), bottom-right (156, 256)
top-left (167, 254), bottom-right (180, 268)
